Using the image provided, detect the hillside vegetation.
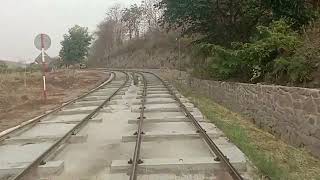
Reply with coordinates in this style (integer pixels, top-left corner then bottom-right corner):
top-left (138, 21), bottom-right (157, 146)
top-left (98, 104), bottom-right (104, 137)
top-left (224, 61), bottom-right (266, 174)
top-left (0, 60), bottom-right (25, 69)
top-left (89, 0), bottom-right (320, 88)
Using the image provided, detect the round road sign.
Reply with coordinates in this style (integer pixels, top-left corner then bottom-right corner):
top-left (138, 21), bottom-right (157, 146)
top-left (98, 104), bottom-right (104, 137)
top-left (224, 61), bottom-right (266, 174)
top-left (34, 33), bottom-right (51, 51)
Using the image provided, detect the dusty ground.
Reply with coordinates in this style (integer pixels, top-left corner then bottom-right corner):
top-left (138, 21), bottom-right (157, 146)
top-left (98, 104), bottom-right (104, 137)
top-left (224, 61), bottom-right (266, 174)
top-left (0, 69), bottom-right (108, 133)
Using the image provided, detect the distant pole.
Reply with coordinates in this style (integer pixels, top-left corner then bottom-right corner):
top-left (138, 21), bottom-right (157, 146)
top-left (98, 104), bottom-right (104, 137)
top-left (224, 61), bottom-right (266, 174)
top-left (24, 60), bottom-right (27, 88)
top-left (41, 34), bottom-right (47, 102)
top-left (177, 37), bottom-right (182, 77)
top-left (179, 38), bottom-right (181, 76)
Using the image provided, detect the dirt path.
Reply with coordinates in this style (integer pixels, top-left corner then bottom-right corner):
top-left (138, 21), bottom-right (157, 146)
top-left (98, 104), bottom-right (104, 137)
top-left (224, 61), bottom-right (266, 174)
top-left (0, 69), bottom-right (109, 133)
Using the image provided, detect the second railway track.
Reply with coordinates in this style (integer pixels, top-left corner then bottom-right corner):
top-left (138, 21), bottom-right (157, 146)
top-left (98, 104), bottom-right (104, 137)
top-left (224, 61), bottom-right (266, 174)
top-left (0, 71), bottom-right (130, 180)
top-left (0, 70), bottom-right (253, 180)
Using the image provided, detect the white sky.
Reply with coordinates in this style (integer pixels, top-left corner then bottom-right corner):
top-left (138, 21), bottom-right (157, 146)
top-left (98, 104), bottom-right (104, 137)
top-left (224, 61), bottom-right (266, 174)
top-left (0, 0), bottom-right (141, 62)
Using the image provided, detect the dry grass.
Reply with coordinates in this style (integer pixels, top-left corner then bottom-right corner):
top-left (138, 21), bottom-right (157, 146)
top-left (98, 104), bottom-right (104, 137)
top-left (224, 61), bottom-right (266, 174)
top-left (177, 85), bottom-right (320, 180)
top-left (0, 70), bottom-right (107, 132)
top-left (0, 72), bottom-right (41, 110)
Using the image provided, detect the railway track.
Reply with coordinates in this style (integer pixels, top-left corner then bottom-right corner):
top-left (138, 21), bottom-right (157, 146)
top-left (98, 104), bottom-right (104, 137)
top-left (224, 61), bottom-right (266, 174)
top-left (0, 71), bottom-right (130, 180)
top-left (0, 70), bottom-right (251, 180)
top-left (110, 72), bottom-right (249, 180)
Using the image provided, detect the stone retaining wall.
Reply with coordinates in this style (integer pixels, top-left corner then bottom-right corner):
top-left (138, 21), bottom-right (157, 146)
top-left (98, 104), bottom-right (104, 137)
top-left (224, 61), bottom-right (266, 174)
top-left (157, 69), bottom-right (320, 158)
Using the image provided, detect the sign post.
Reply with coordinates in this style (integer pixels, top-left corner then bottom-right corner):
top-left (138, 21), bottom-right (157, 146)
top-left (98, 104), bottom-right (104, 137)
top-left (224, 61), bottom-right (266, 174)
top-left (34, 33), bottom-right (51, 102)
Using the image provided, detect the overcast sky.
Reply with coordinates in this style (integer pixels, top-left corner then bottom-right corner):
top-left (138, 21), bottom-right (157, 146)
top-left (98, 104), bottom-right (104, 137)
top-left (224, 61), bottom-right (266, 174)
top-left (0, 0), bottom-right (141, 62)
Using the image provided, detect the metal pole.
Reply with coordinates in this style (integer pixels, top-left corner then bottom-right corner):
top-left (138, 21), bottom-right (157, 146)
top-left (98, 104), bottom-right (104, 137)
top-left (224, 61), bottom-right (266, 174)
top-left (24, 61), bottom-right (27, 88)
top-left (41, 34), bottom-right (47, 102)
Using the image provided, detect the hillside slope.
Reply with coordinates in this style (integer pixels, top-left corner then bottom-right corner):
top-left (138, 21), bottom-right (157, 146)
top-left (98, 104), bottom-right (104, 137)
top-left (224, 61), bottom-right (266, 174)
top-left (89, 31), bottom-right (193, 70)
top-left (0, 60), bottom-right (25, 68)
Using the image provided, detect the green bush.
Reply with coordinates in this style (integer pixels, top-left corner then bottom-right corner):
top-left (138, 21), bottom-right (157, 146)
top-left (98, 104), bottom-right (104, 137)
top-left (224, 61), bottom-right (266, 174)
top-left (273, 56), bottom-right (313, 83)
top-left (196, 20), bottom-right (314, 84)
top-left (0, 62), bottom-right (8, 73)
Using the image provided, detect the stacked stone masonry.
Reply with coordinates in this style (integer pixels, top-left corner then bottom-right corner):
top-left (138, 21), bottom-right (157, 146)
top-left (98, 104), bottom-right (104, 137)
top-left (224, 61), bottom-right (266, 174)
top-left (157, 69), bottom-right (320, 158)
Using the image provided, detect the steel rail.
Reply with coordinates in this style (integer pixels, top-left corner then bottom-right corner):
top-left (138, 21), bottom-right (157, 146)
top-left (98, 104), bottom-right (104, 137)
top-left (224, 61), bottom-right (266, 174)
top-left (11, 71), bottom-right (129, 180)
top-left (146, 71), bottom-right (244, 180)
top-left (0, 70), bottom-right (114, 142)
top-left (129, 72), bottom-right (147, 180)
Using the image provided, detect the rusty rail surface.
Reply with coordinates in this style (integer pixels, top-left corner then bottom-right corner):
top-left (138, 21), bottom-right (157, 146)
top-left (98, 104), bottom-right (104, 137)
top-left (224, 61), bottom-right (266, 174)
top-left (129, 72), bottom-right (147, 180)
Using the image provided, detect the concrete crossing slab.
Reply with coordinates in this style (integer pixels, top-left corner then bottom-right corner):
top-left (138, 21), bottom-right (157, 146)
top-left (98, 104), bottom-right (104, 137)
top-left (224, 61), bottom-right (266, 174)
top-left (122, 130), bottom-right (223, 142)
top-left (132, 98), bottom-right (189, 105)
top-left (62, 106), bottom-right (98, 112)
top-left (111, 157), bottom-right (246, 173)
top-left (40, 114), bottom-right (86, 123)
top-left (128, 116), bottom-right (204, 124)
top-left (4, 123), bottom-right (76, 142)
top-left (137, 94), bottom-right (173, 99)
top-left (0, 143), bottom-right (58, 178)
top-left (137, 91), bottom-right (170, 95)
top-left (57, 109), bottom-right (94, 116)
top-left (0, 160), bottom-right (64, 177)
top-left (39, 116), bottom-right (102, 124)
top-left (70, 100), bottom-right (104, 107)
top-left (131, 104), bottom-right (193, 113)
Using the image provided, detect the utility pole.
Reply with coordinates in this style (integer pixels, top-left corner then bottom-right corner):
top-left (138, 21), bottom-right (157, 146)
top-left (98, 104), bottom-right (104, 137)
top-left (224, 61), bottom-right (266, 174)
top-left (176, 37), bottom-right (182, 77)
top-left (24, 60), bottom-right (27, 88)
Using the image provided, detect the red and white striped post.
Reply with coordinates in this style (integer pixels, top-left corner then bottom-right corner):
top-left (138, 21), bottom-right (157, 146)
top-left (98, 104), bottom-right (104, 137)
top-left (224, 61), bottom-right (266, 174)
top-left (40, 34), bottom-right (47, 102)
top-left (34, 33), bottom-right (51, 102)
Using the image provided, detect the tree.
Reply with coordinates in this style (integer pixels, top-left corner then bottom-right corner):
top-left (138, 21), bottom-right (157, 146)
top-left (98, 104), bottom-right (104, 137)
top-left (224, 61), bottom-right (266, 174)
top-left (157, 0), bottom-right (316, 46)
top-left (60, 25), bottom-right (93, 66)
top-left (90, 20), bottom-right (118, 64)
top-left (141, 0), bottom-right (162, 31)
top-left (106, 4), bottom-right (124, 46)
top-left (89, 4), bottom-right (127, 66)
top-left (122, 4), bottom-right (144, 39)
top-left (265, 0), bottom-right (316, 29)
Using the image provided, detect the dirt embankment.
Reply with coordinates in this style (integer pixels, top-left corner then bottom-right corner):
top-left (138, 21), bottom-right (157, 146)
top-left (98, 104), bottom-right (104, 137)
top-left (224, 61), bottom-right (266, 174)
top-left (0, 70), bottom-right (108, 132)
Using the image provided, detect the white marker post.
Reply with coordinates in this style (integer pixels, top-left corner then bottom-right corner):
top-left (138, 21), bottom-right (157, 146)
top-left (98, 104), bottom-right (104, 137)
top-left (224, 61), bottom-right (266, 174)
top-left (41, 34), bottom-right (47, 102)
top-left (34, 33), bottom-right (51, 103)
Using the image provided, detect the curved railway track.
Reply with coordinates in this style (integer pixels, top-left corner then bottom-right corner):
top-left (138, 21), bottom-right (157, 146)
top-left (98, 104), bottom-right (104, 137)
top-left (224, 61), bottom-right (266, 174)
top-left (127, 72), bottom-right (244, 180)
top-left (0, 71), bottom-right (129, 180)
top-left (0, 70), bottom-right (251, 180)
